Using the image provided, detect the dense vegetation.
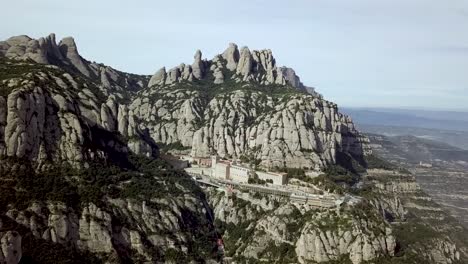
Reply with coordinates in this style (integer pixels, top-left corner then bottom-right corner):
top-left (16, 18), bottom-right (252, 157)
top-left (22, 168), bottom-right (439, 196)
top-left (0, 57), bottom-right (117, 104)
top-left (0, 58), bottom-right (53, 97)
top-left (364, 154), bottom-right (396, 170)
top-left (0, 153), bottom-right (207, 212)
top-left (275, 166), bottom-right (350, 194)
top-left (157, 141), bottom-right (191, 152)
top-left (191, 64), bottom-right (308, 100)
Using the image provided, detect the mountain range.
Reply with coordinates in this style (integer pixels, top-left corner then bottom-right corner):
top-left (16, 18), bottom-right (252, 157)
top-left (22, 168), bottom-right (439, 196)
top-left (0, 33), bottom-right (365, 169)
top-left (343, 107), bottom-right (468, 132)
top-left (0, 33), bottom-right (467, 264)
top-left (343, 107), bottom-right (468, 150)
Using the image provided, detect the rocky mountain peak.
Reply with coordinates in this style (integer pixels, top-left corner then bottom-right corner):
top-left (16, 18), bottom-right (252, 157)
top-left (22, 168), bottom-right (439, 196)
top-left (39, 33), bottom-right (65, 62)
top-left (0, 33), bottom-right (148, 91)
top-left (236, 46), bottom-right (252, 78)
top-left (58, 36), bottom-right (91, 77)
top-left (193, 49), bottom-right (202, 61)
top-left (148, 67), bottom-right (166, 87)
top-left (147, 42), bottom-right (319, 95)
top-left (191, 49), bottom-right (204, 79)
top-left (222, 43), bottom-right (240, 70)
top-left (4, 35), bottom-right (32, 46)
top-left (58, 36), bottom-right (78, 51)
top-left (0, 33), bottom-right (313, 95)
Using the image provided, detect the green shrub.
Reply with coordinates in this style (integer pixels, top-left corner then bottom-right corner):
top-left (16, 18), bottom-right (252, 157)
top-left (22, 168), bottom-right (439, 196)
top-left (157, 141), bottom-right (191, 152)
top-left (365, 154), bottom-right (395, 170)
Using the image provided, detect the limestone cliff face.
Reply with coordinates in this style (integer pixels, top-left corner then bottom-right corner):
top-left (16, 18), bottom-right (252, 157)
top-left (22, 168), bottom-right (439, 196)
top-left (0, 63), bottom-right (157, 165)
top-left (295, 222), bottom-right (395, 264)
top-left (0, 96), bottom-right (6, 157)
top-left (134, 87), bottom-right (364, 169)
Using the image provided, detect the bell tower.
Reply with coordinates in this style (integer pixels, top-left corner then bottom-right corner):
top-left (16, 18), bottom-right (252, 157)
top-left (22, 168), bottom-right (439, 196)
top-left (211, 155), bottom-right (218, 168)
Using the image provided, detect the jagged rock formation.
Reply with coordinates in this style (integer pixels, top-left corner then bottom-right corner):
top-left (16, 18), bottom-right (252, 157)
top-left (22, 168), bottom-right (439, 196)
top-left (0, 34), bottom-right (222, 263)
top-left (134, 87), bottom-right (364, 168)
top-left (222, 43), bottom-right (240, 71)
top-left (279, 66), bottom-right (320, 96)
top-left (207, 189), bottom-right (396, 264)
top-left (141, 43), bottom-right (360, 169)
top-left (148, 67), bottom-right (167, 87)
top-left (295, 223), bottom-right (396, 264)
top-left (3, 33), bottom-right (466, 264)
top-left (147, 43), bottom-right (310, 89)
top-left (0, 34), bottom-right (148, 92)
top-left (1, 33), bottom-right (361, 169)
top-left (3, 197), bottom-right (214, 263)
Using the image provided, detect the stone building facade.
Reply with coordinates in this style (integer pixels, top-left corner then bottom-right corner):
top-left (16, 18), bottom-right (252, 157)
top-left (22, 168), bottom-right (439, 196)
top-left (211, 156), bottom-right (286, 185)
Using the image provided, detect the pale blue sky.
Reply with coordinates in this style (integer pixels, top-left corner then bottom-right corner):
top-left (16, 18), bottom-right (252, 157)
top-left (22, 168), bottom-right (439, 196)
top-left (2, 0), bottom-right (468, 110)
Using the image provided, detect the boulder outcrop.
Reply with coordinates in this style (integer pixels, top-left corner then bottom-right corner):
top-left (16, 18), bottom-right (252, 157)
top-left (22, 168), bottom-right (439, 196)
top-left (0, 231), bottom-right (22, 264)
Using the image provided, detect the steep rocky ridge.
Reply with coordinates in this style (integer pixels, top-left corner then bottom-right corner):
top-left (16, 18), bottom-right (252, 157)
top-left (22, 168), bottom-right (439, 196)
top-left (1, 34), bottom-right (365, 170)
top-left (0, 34), bottom-right (148, 93)
top-left (146, 43), bottom-right (320, 96)
top-left (0, 40), bottom-right (220, 262)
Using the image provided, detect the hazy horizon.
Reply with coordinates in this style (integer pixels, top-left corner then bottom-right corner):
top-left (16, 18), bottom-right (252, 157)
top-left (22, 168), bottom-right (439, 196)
top-left (1, 0), bottom-right (468, 110)
top-left (342, 106), bottom-right (468, 113)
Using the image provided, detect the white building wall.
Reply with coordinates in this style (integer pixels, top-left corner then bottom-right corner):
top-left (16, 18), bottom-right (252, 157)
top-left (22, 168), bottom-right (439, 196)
top-left (230, 165), bottom-right (250, 183)
top-left (213, 163), bottom-right (229, 180)
top-left (256, 171), bottom-right (287, 185)
top-left (185, 167), bottom-right (212, 176)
